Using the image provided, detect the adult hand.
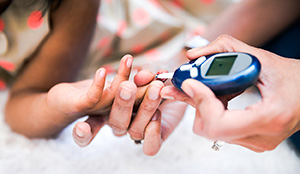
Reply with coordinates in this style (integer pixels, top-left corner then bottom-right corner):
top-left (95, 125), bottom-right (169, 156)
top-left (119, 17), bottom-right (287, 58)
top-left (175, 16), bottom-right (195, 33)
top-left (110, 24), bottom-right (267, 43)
top-left (161, 35), bottom-right (300, 152)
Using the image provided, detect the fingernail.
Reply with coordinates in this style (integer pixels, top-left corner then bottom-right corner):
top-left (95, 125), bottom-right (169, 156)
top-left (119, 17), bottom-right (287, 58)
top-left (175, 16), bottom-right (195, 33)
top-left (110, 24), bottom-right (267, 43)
top-left (113, 129), bottom-right (126, 135)
top-left (119, 86), bottom-right (133, 100)
top-left (126, 57), bottom-right (133, 68)
top-left (98, 68), bottom-right (105, 78)
top-left (148, 84), bottom-right (162, 101)
top-left (162, 95), bottom-right (175, 100)
top-left (75, 127), bottom-right (85, 138)
top-left (187, 48), bottom-right (198, 53)
top-left (182, 81), bottom-right (194, 98)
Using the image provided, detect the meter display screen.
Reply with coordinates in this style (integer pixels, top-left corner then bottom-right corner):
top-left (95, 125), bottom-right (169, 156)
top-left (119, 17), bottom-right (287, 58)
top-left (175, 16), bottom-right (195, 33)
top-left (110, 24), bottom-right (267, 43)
top-left (205, 55), bottom-right (237, 76)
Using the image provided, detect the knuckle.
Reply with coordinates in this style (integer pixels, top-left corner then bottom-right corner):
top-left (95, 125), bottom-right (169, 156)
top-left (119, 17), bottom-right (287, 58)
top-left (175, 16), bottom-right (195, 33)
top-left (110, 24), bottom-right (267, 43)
top-left (120, 81), bottom-right (137, 89)
top-left (150, 80), bottom-right (164, 88)
top-left (86, 94), bottom-right (99, 107)
top-left (267, 112), bottom-right (292, 134)
top-left (215, 34), bottom-right (236, 52)
top-left (139, 104), bottom-right (157, 113)
top-left (161, 119), bottom-right (175, 141)
top-left (216, 34), bottom-right (233, 43)
top-left (108, 122), bottom-right (127, 132)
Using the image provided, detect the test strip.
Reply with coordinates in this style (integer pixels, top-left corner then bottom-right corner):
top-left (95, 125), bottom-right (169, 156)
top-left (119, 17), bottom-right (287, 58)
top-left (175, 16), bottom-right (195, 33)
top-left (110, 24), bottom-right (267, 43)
top-left (155, 73), bottom-right (174, 79)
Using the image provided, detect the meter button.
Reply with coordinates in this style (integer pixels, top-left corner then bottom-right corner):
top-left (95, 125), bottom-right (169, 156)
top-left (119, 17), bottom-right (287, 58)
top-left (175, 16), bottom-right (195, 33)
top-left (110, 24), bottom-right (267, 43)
top-left (190, 67), bottom-right (198, 78)
top-left (194, 56), bottom-right (206, 66)
top-left (180, 64), bottom-right (193, 71)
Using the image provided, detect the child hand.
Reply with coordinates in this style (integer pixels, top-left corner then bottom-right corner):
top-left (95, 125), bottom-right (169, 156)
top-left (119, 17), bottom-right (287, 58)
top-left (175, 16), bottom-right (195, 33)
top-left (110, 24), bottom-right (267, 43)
top-left (46, 54), bottom-right (133, 126)
top-left (72, 67), bottom-right (165, 148)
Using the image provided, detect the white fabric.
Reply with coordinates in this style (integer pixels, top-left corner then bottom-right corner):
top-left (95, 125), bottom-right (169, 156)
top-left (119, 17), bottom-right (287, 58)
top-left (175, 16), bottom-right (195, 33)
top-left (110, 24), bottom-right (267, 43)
top-left (0, 87), bottom-right (299, 174)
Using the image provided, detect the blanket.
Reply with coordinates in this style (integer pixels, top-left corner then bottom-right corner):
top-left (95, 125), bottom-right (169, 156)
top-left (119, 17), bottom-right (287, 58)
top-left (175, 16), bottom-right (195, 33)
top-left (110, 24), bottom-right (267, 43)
top-left (0, 88), bottom-right (299, 174)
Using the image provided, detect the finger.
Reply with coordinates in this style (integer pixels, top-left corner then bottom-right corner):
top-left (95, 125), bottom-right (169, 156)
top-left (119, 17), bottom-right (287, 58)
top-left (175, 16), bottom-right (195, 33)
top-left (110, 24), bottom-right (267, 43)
top-left (72, 116), bottom-right (107, 147)
top-left (143, 110), bottom-right (162, 156)
top-left (186, 34), bottom-right (253, 60)
top-left (109, 54), bottom-right (133, 93)
top-left (76, 68), bottom-right (106, 110)
top-left (128, 80), bottom-right (164, 140)
top-left (181, 79), bottom-right (224, 119)
top-left (133, 69), bottom-right (168, 106)
top-left (160, 100), bottom-right (187, 141)
top-left (108, 81), bottom-right (137, 136)
top-left (98, 55), bottom-right (134, 112)
top-left (160, 86), bottom-right (195, 107)
top-left (134, 70), bottom-right (155, 87)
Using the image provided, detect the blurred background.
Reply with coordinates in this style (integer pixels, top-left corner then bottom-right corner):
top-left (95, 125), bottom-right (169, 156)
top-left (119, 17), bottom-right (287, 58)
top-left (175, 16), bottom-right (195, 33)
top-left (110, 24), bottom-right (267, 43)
top-left (0, 0), bottom-right (299, 173)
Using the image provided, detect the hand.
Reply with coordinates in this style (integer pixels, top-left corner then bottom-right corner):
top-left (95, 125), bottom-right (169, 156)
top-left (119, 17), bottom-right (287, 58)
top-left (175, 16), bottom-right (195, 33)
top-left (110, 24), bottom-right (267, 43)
top-left (72, 69), bottom-right (165, 148)
top-left (161, 35), bottom-right (300, 152)
top-left (142, 99), bottom-right (187, 156)
top-left (47, 55), bottom-right (134, 118)
top-left (72, 69), bottom-right (187, 156)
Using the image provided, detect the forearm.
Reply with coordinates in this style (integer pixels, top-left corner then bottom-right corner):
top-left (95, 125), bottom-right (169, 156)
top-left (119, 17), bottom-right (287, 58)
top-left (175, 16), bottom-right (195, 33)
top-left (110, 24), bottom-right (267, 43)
top-left (203, 0), bottom-right (300, 46)
top-left (4, 0), bottom-right (100, 138)
top-left (5, 91), bottom-right (83, 138)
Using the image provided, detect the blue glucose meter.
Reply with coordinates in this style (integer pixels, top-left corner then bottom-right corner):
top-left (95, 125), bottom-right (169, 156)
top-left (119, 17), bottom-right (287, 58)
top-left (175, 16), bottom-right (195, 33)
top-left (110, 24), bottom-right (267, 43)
top-left (156, 52), bottom-right (261, 95)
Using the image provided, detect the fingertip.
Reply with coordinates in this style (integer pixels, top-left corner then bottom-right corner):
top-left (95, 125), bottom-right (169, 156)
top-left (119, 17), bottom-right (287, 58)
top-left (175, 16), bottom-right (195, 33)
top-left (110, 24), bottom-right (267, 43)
top-left (123, 54), bottom-right (133, 59)
top-left (97, 68), bottom-right (106, 79)
top-left (181, 79), bottom-right (197, 98)
top-left (143, 110), bottom-right (162, 156)
top-left (76, 122), bottom-right (91, 136)
top-left (148, 80), bottom-right (164, 101)
top-left (134, 69), bottom-right (155, 86)
top-left (186, 48), bottom-right (201, 59)
top-left (73, 122), bottom-right (92, 147)
top-left (143, 146), bottom-right (160, 156)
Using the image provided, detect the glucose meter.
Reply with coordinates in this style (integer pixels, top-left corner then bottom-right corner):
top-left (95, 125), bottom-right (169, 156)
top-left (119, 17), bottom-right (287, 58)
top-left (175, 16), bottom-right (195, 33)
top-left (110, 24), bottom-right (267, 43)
top-left (156, 52), bottom-right (261, 95)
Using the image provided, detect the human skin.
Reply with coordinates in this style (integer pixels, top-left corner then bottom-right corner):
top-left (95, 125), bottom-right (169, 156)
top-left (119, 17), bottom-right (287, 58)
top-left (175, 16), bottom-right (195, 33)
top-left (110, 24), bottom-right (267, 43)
top-left (74, 0), bottom-right (300, 155)
top-left (202, 0), bottom-right (300, 46)
top-left (161, 35), bottom-right (300, 152)
top-left (73, 69), bottom-right (187, 156)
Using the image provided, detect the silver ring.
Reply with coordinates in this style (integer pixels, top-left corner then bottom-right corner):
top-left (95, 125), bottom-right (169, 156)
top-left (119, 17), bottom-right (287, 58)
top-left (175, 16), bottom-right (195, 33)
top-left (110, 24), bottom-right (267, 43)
top-left (211, 141), bottom-right (225, 151)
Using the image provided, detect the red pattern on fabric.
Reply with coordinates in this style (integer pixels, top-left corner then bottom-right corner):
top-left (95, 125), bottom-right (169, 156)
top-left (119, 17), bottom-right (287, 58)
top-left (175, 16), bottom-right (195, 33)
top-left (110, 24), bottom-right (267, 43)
top-left (104, 0), bottom-right (113, 3)
top-left (132, 44), bottom-right (145, 54)
top-left (148, 0), bottom-right (162, 8)
top-left (97, 14), bottom-right (102, 23)
top-left (145, 49), bottom-right (161, 61)
top-left (0, 80), bottom-right (6, 90)
top-left (117, 21), bottom-right (127, 37)
top-left (201, 0), bottom-right (215, 5)
top-left (172, 0), bottom-right (184, 8)
top-left (0, 60), bottom-right (15, 71)
top-left (97, 36), bottom-right (110, 49)
top-left (27, 10), bottom-right (43, 29)
top-left (0, 18), bottom-right (4, 31)
top-left (193, 25), bottom-right (206, 35)
top-left (132, 8), bottom-right (151, 27)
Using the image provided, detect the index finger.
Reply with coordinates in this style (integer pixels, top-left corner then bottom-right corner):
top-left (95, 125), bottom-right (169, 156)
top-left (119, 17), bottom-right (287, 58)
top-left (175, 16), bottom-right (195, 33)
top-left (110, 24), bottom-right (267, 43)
top-left (186, 35), bottom-right (255, 60)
